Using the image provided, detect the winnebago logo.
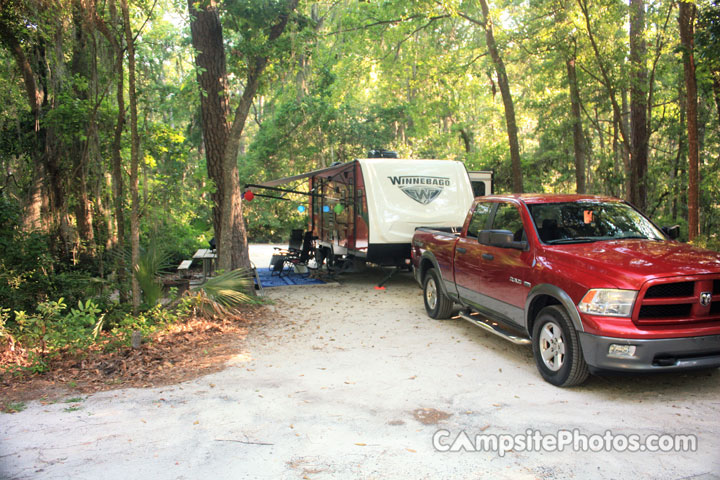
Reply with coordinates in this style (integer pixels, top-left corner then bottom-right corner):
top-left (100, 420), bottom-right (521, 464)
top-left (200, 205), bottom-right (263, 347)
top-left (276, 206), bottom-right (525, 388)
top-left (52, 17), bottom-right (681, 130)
top-left (388, 176), bottom-right (450, 205)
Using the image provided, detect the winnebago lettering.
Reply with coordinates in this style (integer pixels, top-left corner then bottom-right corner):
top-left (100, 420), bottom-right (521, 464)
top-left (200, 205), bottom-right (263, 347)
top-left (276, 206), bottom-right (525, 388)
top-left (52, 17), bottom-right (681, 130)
top-left (388, 176), bottom-right (451, 186)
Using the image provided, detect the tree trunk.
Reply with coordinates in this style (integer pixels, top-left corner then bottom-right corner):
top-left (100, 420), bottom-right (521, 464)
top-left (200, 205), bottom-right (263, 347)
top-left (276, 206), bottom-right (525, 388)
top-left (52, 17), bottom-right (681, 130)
top-left (566, 56), bottom-right (587, 194)
top-left (477, 0), bottom-right (523, 193)
top-left (670, 80), bottom-right (686, 223)
top-left (111, 40), bottom-right (126, 260)
top-left (189, 0), bottom-right (298, 271)
top-left (22, 161), bottom-right (45, 231)
top-left (620, 90), bottom-right (631, 201)
top-left (220, 58), bottom-right (266, 271)
top-left (679, 2), bottom-right (699, 240)
top-left (0, 15), bottom-right (48, 233)
top-left (94, 0), bottom-right (128, 300)
top-left (459, 128), bottom-right (473, 153)
top-left (121, 0), bottom-right (141, 311)
top-left (629, 0), bottom-right (649, 212)
top-left (187, 0), bottom-right (231, 267)
top-left (70, 0), bottom-right (96, 253)
top-left (577, 0), bottom-right (633, 197)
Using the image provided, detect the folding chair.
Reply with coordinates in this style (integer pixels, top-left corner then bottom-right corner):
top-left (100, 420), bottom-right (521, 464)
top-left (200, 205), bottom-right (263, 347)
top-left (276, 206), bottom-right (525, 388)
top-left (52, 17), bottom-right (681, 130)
top-left (271, 230), bottom-right (315, 276)
top-left (271, 229), bottom-right (305, 276)
top-left (284, 231), bottom-right (315, 273)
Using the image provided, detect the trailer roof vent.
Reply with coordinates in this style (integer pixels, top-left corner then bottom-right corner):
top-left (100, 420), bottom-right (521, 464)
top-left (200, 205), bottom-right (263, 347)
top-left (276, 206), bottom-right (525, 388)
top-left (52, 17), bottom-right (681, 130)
top-left (368, 149), bottom-right (398, 158)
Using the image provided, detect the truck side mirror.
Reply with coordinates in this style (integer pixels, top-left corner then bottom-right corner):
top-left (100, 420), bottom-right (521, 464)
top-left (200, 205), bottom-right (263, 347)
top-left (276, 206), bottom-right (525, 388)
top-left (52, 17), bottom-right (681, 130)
top-left (661, 225), bottom-right (680, 240)
top-left (478, 230), bottom-right (528, 250)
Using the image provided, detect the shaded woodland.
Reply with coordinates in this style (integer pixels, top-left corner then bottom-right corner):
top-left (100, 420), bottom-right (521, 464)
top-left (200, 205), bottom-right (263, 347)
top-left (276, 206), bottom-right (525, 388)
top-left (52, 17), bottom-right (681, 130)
top-left (0, 0), bottom-right (719, 362)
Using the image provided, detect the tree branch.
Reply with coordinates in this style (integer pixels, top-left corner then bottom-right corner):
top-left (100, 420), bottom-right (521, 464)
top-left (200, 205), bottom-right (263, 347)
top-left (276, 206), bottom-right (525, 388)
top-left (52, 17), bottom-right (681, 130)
top-left (576, 0), bottom-right (630, 155)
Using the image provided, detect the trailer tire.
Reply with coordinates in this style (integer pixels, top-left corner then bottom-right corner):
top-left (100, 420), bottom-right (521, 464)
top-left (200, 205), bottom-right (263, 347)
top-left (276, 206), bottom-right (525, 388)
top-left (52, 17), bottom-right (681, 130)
top-left (423, 269), bottom-right (453, 319)
top-left (314, 247), bottom-right (326, 268)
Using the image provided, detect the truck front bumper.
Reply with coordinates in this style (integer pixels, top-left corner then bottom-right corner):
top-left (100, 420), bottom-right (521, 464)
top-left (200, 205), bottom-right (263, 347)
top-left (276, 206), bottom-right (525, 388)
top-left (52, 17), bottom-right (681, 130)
top-left (579, 332), bottom-right (720, 373)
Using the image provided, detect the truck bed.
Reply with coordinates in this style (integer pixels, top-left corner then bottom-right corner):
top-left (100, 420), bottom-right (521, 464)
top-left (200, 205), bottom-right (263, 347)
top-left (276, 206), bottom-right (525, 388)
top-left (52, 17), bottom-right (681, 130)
top-left (412, 227), bottom-right (461, 286)
top-left (414, 226), bottom-right (463, 235)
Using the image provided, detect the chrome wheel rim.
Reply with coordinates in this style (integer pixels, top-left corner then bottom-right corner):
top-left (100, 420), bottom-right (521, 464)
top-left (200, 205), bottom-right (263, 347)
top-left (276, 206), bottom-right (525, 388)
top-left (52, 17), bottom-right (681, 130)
top-left (425, 277), bottom-right (438, 310)
top-left (539, 321), bottom-right (566, 371)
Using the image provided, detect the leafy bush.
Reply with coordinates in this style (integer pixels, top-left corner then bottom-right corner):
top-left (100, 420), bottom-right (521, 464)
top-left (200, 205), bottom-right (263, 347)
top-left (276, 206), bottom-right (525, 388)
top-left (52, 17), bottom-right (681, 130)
top-left (692, 234), bottom-right (720, 253)
top-left (10, 298), bottom-right (101, 372)
top-left (0, 196), bottom-right (104, 314)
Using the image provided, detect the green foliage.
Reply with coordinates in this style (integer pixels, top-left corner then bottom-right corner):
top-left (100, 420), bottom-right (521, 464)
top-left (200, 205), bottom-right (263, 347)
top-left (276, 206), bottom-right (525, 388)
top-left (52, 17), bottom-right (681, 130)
top-left (110, 240), bottom-right (177, 307)
top-left (0, 307), bottom-right (13, 347)
top-left (0, 196), bottom-right (104, 314)
top-left (2, 293), bottom-right (198, 373)
top-left (1, 401), bottom-right (26, 414)
top-left (691, 234), bottom-right (720, 253)
top-left (191, 268), bottom-right (257, 318)
top-left (134, 243), bottom-right (173, 308)
top-left (2, 0), bottom-right (720, 378)
top-left (245, 196), bottom-right (307, 242)
top-left (12, 298), bottom-right (103, 368)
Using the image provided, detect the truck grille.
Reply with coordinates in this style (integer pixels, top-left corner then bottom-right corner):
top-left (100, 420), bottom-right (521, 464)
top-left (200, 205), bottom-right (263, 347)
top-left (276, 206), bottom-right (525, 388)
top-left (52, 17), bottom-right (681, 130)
top-left (638, 304), bottom-right (692, 318)
top-left (635, 276), bottom-right (720, 326)
top-left (644, 282), bottom-right (694, 298)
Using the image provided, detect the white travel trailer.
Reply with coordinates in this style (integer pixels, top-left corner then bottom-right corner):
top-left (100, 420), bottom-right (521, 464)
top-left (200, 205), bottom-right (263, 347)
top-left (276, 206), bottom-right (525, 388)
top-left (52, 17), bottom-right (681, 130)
top-left (247, 158), bottom-right (492, 267)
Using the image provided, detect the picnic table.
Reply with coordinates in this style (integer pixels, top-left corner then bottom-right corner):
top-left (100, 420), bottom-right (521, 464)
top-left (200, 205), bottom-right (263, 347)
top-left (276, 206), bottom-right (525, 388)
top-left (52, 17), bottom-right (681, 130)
top-left (193, 248), bottom-right (217, 279)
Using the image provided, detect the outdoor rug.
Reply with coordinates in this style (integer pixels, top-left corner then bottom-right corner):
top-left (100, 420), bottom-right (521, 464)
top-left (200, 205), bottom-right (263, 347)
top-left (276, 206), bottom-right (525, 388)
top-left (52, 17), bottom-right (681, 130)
top-left (255, 267), bottom-right (325, 288)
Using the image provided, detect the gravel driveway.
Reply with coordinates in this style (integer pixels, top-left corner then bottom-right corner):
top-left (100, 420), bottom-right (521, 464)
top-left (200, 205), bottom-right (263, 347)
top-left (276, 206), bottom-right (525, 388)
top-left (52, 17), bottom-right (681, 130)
top-left (2, 246), bottom-right (719, 479)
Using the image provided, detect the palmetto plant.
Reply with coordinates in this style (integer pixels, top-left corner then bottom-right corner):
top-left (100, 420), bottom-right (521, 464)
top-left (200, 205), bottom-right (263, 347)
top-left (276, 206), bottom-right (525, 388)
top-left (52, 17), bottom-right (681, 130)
top-left (134, 244), bottom-right (172, 307)
top-left (110, 241), bottom-right (172, 307)
top-left (192, 268), bottom-right (256, 317)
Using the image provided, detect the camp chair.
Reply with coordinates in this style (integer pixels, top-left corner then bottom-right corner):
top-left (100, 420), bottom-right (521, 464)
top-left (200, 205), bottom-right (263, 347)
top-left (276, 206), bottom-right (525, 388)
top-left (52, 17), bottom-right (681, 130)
top-left (271, 229), bottom-right (307, 276)
top-left (271, 230), bottom-right (315, 276)
top-left (285, 231), bottom-right (315, 270)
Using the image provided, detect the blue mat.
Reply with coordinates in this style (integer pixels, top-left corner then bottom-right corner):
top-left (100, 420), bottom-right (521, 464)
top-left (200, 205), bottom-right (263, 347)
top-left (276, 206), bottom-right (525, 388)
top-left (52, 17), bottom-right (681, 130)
top-left (255, 267), bottom-right (325, 288)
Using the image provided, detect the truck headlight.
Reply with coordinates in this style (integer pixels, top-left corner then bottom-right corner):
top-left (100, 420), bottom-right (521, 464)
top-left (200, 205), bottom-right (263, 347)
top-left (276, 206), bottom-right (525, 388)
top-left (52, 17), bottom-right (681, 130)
top-left (578, 289), bottom-right (637, 317)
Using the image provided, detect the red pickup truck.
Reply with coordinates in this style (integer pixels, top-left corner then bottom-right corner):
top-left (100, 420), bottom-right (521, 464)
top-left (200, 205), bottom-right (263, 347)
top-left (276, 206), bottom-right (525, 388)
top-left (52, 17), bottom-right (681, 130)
top-left (412, 194), bottom-right (720, 387)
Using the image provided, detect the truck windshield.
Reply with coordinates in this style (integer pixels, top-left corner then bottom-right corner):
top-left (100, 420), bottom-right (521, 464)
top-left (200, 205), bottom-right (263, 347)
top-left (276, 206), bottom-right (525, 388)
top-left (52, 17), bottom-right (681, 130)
top-left (528, 201), bottom-right (665, 244)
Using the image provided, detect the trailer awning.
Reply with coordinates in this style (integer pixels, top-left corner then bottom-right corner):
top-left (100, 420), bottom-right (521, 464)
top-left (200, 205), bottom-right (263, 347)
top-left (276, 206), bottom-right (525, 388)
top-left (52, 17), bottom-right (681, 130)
top-left (251, 170), bottom-right (316, 188)
top-left (248, 162), bottom-right (353, 189)
top-left (243, 161), bottom-right (355, 201)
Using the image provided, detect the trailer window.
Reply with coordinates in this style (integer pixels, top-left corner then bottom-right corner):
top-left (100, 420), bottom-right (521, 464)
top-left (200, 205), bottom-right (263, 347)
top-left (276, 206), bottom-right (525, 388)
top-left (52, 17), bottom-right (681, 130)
top-left (471, 181), bottom-right (486, 197)
top-left (356, 189), bottom-right (364, 217)
top-left (467, 202), bottom-right (492, 238)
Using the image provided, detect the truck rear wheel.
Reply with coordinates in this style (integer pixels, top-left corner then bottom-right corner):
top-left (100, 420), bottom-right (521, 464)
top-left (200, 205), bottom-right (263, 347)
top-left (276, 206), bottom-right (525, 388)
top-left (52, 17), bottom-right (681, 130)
top-left (423, 269), bottom-right (453, 319)
top-left (531, 305), bottom-right (589, 387)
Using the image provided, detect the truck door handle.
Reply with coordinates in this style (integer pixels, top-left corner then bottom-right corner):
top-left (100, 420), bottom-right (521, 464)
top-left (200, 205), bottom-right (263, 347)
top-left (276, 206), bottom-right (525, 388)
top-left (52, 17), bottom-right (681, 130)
top-left (482, 253), bottom-right (494, 261)
top-left (456, 247), bottom-right (467, 254)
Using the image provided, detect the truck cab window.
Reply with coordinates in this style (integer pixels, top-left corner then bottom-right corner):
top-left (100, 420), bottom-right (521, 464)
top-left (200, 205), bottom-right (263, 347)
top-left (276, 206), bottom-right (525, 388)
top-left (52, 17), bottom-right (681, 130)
top-left (467, 202), bottom-right (492, 238)
top-left (492, 203), bottom-right (526, 242)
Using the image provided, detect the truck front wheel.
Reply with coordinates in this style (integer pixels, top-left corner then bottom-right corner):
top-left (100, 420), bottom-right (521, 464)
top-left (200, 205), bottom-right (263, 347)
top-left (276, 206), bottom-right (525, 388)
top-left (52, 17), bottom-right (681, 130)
top-left (423, 269), bottom-right (453, 319)
top-left (531, 305), bottom-right (589, 387)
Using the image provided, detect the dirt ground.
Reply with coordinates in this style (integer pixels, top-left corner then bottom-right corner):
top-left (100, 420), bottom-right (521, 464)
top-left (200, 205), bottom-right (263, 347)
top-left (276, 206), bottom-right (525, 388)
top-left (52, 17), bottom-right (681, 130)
top-left (1, 245), bottom-right (719, 479)
top-left (0, 312), bottom-right (265, 407)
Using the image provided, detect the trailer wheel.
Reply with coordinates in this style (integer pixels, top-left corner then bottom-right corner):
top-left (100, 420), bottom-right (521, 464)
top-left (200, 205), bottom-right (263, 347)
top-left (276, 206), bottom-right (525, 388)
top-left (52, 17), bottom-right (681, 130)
top-left (314, 247), bottom-right (326, 268)
top-left (423, 269), bottom-right (453, 319)
top-left (531, 305), bottom-right (589, 387)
